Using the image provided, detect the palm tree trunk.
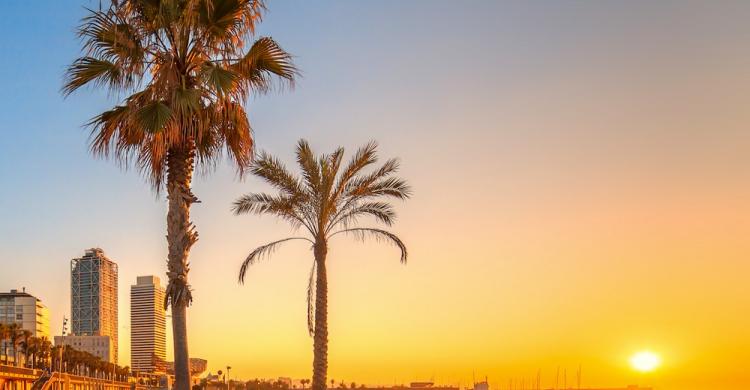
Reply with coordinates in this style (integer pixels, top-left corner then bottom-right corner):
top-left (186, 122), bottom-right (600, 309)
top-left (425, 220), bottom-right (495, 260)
top-left (3, 335), bottom-right (8, 366)
top-left (312, 240), bottom-right (329, 390)
top-left (165, 146), bottom-right (198, 390)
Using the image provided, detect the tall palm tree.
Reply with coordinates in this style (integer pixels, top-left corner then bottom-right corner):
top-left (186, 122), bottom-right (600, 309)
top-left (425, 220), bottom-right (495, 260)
top-left (8, 324), bottom-right (22, 367)
top-left (24, 336), bottom-right (38, 369)
top-left (19, 330), bottom-right (31, 367)
top-left (0, 323), bottom-right (7, 365)
top-left (63, 1), bottom-right (296, 387)
top-left (233, 140), bottom-right (411, 390)
top-left (37, 337), bottom-right (52, 370)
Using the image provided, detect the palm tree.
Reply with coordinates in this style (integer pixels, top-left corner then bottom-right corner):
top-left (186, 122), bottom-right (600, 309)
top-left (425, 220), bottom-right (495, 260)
top-left (63, 1), bottom-right (296, 388)
top-left (24, 336), bottom-right (38, 369)
top-left (19, 330), bottom-right (31, 367)
top-left (0, 323), bottom-right (7, 365)
top-left (233, 140), bottom-right (411, 390)
top-left (36, 337), bottom-right (52, 370)
top-left (8, 323), bottom-right (22, 367)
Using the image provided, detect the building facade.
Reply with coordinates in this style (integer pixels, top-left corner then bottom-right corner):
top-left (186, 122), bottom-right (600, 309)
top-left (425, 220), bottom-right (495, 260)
top-left (54, 335), bottom-right (114, 363)
top-left (130, 276), bottom-right (166, 373)
top-left (70, 248), bottom-right (119, 363)
top-left (0, 288), bottom-right (50, 338)
top-left (166, 358), bottom-right (208, 377)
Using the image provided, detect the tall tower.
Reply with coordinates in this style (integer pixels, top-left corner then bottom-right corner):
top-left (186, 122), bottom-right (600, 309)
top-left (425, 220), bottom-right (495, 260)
top-left (71, 248), bottom-right (119, 363)
top-left (130, 276), bottom-right (166, 373)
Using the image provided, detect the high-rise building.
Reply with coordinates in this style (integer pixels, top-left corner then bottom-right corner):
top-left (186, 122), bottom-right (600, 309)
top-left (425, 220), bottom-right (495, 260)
top-left (130, 275), bottom-right (166, 373)
top-left (70, 248), bottom-right (119, 363)
top-left (0, 288), bottom-right (50, 338)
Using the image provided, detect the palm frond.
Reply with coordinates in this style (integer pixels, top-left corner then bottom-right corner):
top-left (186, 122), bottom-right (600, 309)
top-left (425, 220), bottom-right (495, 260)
top-left (171, 87), bottom-right (202, 115)
top-left (78, 9), bottom-right (145, 67)
top-left (296, 140), bottom-right (321, 194)
top-left (238, 237), bottom-right (313, 284)
top-left (329, 228), bottom-right (408, 264)
top-left (201, 62), bottom-right (239, 97)
top-left (232, 192), bottom-right (309, 229)
top-left (232, 192), bottom-right (278, 214)
top-left (137, 100), bottom-right (174, 133)
top-left (331, 141), bottom-right (378, 201)
top-left (345, 159), bottom-right (411, 200)
top-left (251, 151), bottom-right (304, 196)
top-left (329, 202), bottom-right (396, 230)
top-left (63, 57), bottom-right (129, 96)
top-left (203, 99), bottom-right (254, 175)
top-left (359, 177), bottom-right (412, 199)
top-left (232, 36), bottom-right (297, 95)
top-left (322, 147), bottom-right (344, 194)
top-left (198, 0), bottom-right (266, 51)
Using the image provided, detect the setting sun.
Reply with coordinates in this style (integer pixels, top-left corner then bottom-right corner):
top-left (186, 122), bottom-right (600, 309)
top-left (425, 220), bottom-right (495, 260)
top-left (631, 351), bottom-right (661, 373)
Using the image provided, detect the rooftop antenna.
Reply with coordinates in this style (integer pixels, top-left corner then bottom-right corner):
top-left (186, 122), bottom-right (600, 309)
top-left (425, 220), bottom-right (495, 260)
top-left (576, 365), bottom-right (581, 390)
top-left (563, 369), bottom-right (567, 390)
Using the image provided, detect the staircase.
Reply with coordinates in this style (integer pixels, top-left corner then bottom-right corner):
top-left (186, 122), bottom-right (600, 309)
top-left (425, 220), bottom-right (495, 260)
top-left (31, 372), bottom-right (53, 390)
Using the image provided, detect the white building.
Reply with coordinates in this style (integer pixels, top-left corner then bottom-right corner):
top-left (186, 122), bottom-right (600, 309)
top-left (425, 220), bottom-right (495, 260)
top-left (0, 288), bottom-right (51, 338)
top-left (130, 276), bottom-right (166, 373)
top-left (0, 288), bottom-right (51, 365)
top-left (54, 335), bottom-right (114, 362)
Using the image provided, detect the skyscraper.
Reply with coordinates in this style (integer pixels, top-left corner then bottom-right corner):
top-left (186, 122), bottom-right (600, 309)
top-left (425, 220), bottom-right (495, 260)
top-left (130, 275), bottom-right (166, 373)
top-left (70, 248), bottom-right (119, 363)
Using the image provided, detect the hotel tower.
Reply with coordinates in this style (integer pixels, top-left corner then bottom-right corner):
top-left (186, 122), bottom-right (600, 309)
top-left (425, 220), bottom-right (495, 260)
top-left (131, 275), bottom-right (167, 373)
top-left (69, 248), bottom-right (119, 363)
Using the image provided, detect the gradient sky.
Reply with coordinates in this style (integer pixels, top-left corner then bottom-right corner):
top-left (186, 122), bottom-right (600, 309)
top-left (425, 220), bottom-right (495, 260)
top-left (1, 1), bottom-right (750, 390)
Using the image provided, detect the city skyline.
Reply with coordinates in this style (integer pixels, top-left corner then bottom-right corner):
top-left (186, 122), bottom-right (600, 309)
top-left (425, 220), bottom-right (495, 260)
top-left (1, 1), bottom-right (750, 390)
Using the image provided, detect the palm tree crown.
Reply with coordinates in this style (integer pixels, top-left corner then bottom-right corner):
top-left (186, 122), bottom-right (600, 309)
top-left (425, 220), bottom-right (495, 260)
top-left (64, 0), bottom-right (296, 188)
top-left (233, 139), bottom-right (411, 390)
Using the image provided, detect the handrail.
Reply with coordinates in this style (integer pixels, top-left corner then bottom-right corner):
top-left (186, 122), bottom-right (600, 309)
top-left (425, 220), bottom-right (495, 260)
top-left (2, 365), bottom-right (132, 390)
top-left (32, 371), bottom-right (53, 390)
top-left (0, 364), bottom-right (37, 376)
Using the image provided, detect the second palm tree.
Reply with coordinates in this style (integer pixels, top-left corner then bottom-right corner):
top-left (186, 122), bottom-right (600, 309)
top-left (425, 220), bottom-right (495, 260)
top-left (234, 140), bottom-right (411, 390)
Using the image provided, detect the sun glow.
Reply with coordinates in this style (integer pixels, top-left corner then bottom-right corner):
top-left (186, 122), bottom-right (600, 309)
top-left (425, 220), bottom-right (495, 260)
top-left (630, 351), bottom-right (661, 372)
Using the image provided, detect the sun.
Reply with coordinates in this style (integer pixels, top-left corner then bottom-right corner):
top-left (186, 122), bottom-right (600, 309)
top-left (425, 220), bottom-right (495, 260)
top-left (630, 351), bottom-right (661, 372)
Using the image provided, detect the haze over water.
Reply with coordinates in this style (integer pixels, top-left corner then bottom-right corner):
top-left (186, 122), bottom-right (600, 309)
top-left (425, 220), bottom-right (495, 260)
top-left (1, 1), bottom-right (749, 390)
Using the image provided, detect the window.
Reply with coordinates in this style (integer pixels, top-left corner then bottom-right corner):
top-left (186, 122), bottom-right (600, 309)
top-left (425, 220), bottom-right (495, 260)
top-left (16, 314), bottom-right (23, 320)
